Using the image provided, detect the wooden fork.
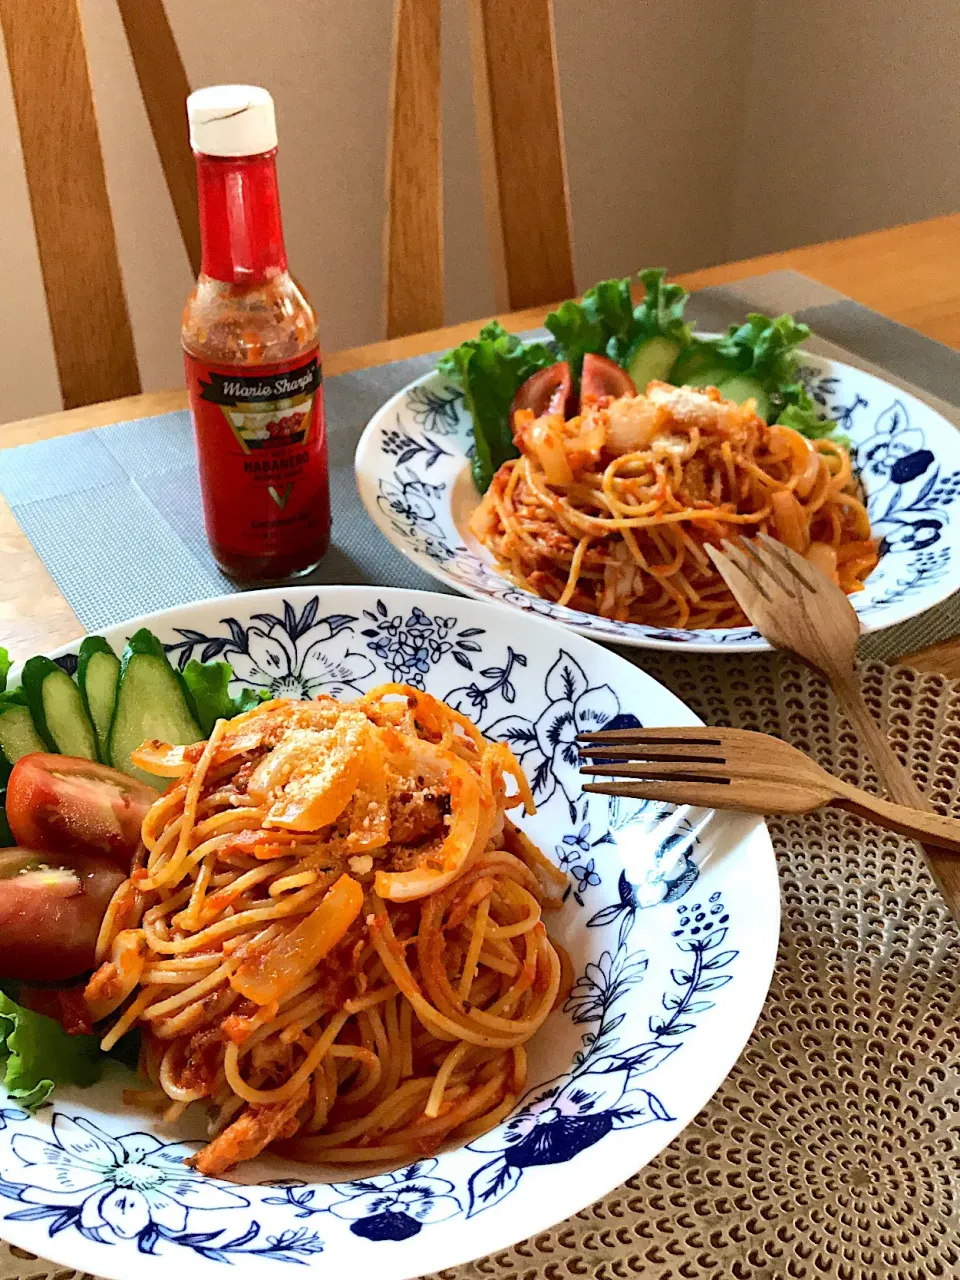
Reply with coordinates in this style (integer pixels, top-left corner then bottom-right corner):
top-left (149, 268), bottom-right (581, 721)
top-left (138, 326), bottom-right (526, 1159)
top-left (705, 533), bottom-right (960, 916)
top-left (577, 726), bottom-right (960, 855)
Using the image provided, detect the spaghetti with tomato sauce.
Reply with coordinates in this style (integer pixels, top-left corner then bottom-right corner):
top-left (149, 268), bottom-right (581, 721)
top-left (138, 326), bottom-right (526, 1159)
top-left (85, 689), bottom-right (568, 1175)
top-left (469, 380), bottom-right (879, 629)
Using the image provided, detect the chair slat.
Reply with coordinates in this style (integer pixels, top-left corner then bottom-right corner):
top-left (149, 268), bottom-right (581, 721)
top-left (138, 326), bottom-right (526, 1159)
top-left (384, 0), bottom-right (443, 339)
top-left (0, 0), bottom-right (141, 409)
top-left (116, 0), bottom-right (199, 276)
top-left (468, 0), bottom-right (575, 311)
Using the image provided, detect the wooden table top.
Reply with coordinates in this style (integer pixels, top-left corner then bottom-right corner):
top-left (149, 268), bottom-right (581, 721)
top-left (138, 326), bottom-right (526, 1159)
top-left (2, 213), bottom-right (959, 673)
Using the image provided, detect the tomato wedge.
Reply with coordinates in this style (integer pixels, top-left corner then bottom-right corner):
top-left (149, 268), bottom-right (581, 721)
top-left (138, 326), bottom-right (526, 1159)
top-left (510, 362), bottom-right (573, 424)
top-left (580, 353), bottom-right (636, 405)
top-left (0, 848), bottom-right (125, 981)
top-left (6, 754), bottom-right (154, 870)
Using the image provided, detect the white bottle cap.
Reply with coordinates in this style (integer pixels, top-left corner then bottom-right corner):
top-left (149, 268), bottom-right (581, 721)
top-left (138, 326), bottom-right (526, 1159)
top-left (187, 85), bottom-right (278, 157)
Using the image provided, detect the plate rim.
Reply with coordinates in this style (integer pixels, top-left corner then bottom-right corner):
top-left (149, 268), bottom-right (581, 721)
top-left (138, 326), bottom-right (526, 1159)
top-left (0, 585), bottom-right (780, 1280)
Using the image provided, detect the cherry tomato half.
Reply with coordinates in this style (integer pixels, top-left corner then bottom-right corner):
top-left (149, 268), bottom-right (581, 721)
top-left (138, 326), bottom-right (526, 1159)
top-left (580, 353), bottom-right (636, 406)
top-left (510, 361), bottom-right (574, 424)
top-left (6, 754), bottom-right (154, 870)
top-left (0, 848), bottom-right (125, 981)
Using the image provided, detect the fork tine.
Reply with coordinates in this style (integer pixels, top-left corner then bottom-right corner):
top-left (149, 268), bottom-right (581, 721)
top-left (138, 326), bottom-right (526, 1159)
top-left (704, 542), bottom-right (770, 610)
top-left (581, 761), bottom-right (733, 781)
top-left (582, 780), bottom-right (742, 808)
top-left (576, 727), bottom-right (724, 744)
top-left (578, 742), bottom-right (726, 763)
top-left (722, 537), bottom-right (784, 599)
top-left (750, 532), bottom-right (819, 593)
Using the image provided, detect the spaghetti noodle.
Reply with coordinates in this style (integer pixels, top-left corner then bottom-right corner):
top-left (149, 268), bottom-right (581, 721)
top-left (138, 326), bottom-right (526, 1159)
top-left (469, 381), bottom-right (879, 629)
top-left (85, 689), bottom-right (568, 1175)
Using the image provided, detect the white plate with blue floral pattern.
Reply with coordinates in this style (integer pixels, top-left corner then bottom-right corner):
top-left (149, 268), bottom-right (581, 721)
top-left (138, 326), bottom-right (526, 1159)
top-left (354, 355), bottom-right (960, 650)
top-left (0, 587), bottom-right (777, 1280)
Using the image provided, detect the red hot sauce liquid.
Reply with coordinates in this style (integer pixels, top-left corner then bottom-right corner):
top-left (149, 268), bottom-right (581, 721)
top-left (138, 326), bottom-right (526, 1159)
top-left (182, 148), bottom-right (331, 582)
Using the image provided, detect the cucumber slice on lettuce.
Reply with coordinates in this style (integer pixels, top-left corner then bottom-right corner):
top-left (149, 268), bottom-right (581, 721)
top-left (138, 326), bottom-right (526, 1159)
top-left (0, 691), bottom-right (46, 777)
top-left (545, 269), bottom-right (693, 378)
top-left (109, 629), bottom-right (204, 787)
top-left (77, 636), bottom-right (121, 763)
top-left (20, 656), bottom-right (97, 760)
top-left (672, 311), bottom-right (843, 440)
top-left (715, 374), bottom-right (771, 421)
top-left (625, 335), bottom-right (684, 394)
top-left (0, 692), bottom-right (43, 846)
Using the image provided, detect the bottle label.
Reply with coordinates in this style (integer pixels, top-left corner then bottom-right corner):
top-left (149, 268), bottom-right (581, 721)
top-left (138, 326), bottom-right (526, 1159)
top-left (184, 348), bottom-right (331, 562)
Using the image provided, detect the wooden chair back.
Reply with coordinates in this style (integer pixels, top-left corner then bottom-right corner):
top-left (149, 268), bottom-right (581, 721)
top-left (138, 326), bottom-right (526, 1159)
top-left (3, 0), bottom-right (574, 404)
top-left (384, 0), bottom-right (575, 339)
top-left (0, 0), bottom-right (196, 410)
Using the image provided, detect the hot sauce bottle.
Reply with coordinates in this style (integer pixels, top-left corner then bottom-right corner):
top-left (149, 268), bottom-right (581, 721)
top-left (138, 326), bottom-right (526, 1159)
top-left (182, 85), bottom-right (331, 582)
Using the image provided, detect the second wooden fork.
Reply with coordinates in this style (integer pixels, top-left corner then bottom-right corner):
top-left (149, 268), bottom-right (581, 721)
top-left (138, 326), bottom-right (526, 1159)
top-left (578, 725), bottom-right (960, 854)
top-left (704, 532), bottom-right (960, 919)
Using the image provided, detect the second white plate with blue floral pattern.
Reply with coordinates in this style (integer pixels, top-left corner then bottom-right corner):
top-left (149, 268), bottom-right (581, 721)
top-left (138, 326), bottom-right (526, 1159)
top-left (0, 587), bottom-right (777, 1280)
top-left (355, 354), bottom-right (960, 650)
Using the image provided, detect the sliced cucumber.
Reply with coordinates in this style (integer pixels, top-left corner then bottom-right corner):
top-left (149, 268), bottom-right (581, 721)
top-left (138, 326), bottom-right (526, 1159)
top-left (20, 656), bottom-right (97, 760)
top-left (684, 365), bottom-right (740, 392)
top-left (668, 342), bottom-right (735, 387)
top-left (0, 691), bottom-right (46, 780)
top-left (625, 336), bottom-right (683, 394)
top-left (108, 629), bottom-right (203, 788)
top-left (77, 637), bottom-right (121, 763)
top-left (715, 375), bottom-right (771, 421)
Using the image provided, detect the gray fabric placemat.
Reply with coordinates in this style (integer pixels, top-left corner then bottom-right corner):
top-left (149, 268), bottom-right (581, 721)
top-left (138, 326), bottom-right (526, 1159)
top-left (1, 271), bottom-right (958, 659)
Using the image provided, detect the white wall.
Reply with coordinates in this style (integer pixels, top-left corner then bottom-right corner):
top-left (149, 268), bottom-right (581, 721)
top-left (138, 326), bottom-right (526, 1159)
top-left (0, 0), bottom-right (958, 422)
top-left (726, 0), bottom-right (960, 260)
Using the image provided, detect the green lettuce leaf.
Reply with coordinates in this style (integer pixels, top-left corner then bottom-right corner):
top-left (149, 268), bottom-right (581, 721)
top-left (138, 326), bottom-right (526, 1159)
top-left (0, 650), bottom-right (10, 694)
top-left (678, 311), bottom-right (847, 442)
top-left (631, 268), bottom-right (694, 349)
top-left (437, 322), bottom-right (555, 492)
top-left (713, 312), bottom-right (812, 384)
top-left (182, 660), bottom-right (269, 734)
top-left (0, 989), bottom-right (103, 1109)
top-left (775, 384), bottom-right (847, 444)
top-left (545, 277), bottom-right (635, 375)
top-left (544, 269), bottom-right (692, 375)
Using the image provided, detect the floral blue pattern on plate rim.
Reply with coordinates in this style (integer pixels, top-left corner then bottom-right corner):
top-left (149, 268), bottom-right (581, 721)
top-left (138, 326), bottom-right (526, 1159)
top-left (0, 588), bottom-right (778, 1280)
top-left (354, 354), bottom-right (960, 652)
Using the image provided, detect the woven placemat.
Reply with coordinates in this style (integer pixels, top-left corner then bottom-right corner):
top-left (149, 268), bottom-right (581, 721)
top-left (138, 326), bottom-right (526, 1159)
top-left (1, 652), bottom-right (957, 1280)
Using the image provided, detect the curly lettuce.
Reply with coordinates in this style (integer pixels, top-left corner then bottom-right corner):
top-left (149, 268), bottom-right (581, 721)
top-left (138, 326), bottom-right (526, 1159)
top-left (544, 269), bottom-right (692, 376)
top-left (437, 278), bottom-right (848, 492)
top-left (0, 989), bottom-right (103, 1109)
top-left (711, 312), bottom-right (811, 385)
top-left (438, 273), bottom-right (697, 492)
top-left (437, 322), bottom-right (555, 492)
top-left (678, 312), bottom-right (843, 440)
top-left (182, 660), bottom-right (270, 735)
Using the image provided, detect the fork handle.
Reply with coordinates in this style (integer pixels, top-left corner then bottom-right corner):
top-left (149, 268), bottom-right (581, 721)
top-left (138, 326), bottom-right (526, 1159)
top-left (833, 781), bottom-right (960, 854)
top-left (830, 674), bottom-right (926, 808)
top-left (832, 673), bottom-right (960, 915)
